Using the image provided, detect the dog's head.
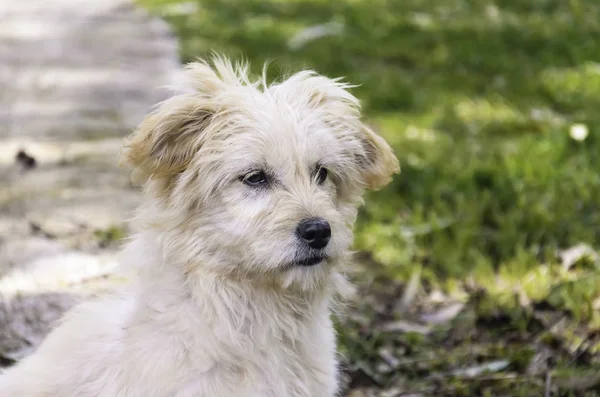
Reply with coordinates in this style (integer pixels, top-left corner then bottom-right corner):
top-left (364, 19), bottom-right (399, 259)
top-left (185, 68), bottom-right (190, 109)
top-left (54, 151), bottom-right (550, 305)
top-left (121, 56), bottom-right (399, 290)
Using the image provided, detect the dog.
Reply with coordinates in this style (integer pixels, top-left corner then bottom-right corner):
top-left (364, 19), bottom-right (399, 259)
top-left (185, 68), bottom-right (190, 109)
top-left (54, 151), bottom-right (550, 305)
top-left (0, 55), bottom-right (399, 397)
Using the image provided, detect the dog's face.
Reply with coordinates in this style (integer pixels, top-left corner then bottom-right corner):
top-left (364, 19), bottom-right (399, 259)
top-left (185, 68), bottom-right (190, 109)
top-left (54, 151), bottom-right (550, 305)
top-left (122, 57), bottom-right (399, 290)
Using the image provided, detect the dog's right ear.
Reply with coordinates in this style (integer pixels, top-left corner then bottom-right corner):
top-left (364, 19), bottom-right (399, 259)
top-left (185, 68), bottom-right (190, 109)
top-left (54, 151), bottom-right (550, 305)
top-left (120, 57), bottom-right (250, 185)
top-left (120, 94), bottom-right (214, 185)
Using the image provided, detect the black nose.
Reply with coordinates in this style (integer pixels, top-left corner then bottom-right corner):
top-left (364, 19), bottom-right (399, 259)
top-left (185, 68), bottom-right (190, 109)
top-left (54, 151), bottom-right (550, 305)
top-left (296, 218), bottom-right (331, 250)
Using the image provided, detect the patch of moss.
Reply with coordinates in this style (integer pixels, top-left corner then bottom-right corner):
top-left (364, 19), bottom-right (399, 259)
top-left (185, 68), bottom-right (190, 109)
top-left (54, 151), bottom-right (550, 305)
top-left (93, 226), bottom-right (126, 247)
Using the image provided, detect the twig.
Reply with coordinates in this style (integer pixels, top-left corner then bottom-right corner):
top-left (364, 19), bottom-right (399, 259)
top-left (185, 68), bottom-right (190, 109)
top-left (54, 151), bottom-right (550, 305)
top-left (545, 372), bottom-right (551, 397)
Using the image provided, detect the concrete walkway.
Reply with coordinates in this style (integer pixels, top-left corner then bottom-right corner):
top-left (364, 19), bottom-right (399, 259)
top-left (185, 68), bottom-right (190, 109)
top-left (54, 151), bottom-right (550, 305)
top-left (0, 0), bottom-right (183, 363)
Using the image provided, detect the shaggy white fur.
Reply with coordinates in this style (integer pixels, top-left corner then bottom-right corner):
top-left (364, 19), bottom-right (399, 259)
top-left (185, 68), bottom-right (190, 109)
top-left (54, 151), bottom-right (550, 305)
top-left (0, 55), bottom-right (399, 397)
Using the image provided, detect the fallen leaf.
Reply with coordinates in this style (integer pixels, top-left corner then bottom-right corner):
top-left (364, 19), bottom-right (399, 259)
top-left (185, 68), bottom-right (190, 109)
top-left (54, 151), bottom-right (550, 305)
top-left (395, 265), bottom-right (422, 312)
top-left (554, 369), bottom-right (600, 391)
top-left (420, 302), bottom-right (465, 325)
top-left (381, 320), bottom-right (431, 335)
top-left (450, 360), bottom-right (511, 378)
top-left (558, 243), bottom-right (598, 270)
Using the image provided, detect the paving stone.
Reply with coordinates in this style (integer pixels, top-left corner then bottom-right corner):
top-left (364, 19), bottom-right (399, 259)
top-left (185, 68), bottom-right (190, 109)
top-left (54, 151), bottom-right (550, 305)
top-left (0, 0), bottom-right (183, 363)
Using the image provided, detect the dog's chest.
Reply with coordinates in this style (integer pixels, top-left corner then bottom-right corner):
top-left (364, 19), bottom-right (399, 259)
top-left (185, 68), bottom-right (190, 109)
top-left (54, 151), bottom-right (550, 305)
top-left (255, 329), bottom-right (336, 397)
top-left (178, 312), bottom-right (338, 397)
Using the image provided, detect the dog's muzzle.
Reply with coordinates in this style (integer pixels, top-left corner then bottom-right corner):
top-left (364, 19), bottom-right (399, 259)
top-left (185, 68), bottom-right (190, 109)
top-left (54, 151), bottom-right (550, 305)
top-left (291, 217), bottom-right (331, 267)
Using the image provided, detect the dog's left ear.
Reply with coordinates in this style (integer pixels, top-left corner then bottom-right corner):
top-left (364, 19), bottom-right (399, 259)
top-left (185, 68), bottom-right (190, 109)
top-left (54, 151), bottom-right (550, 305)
top-left (120, 94), bottom-right (214, 185)
top-left (298, 73), bottom-right (400, 190)
top-left (356, 124), bottom-right (400, 191)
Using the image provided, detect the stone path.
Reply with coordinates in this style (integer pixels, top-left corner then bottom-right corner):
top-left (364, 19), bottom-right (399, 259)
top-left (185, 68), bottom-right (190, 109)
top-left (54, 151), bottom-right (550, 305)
top-left (0, 0), bottom-right (183, 363)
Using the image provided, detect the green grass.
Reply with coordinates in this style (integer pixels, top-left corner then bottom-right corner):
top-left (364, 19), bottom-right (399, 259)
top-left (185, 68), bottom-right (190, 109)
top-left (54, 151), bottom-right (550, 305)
top-left (137, 0), bottom-right (600, 394)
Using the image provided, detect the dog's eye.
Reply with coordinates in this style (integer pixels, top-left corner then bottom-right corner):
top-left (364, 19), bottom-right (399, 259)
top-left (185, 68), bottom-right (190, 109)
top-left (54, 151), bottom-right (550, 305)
top-left (315, 166), bottom-right (328, 185)
top-left (242, 170), bottom-right (268, 187)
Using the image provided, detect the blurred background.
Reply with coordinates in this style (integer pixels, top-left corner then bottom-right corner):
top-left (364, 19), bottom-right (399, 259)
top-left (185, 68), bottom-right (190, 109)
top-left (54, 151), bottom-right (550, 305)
top-left (1, 0), bottom-right (600, 395)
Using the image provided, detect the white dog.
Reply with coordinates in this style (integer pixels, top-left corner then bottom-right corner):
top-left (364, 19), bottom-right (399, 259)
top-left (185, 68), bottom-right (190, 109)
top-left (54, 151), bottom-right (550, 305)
top-left (0, 55), bottom-right (399, 397)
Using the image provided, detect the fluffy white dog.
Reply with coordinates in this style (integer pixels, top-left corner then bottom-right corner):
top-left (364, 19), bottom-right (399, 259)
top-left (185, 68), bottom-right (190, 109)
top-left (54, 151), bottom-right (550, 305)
top-left (0, 55), bottom-right (399, 397)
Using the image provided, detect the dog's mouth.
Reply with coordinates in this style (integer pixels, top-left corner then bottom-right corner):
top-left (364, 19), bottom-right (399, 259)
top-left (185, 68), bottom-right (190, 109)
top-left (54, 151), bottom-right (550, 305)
top-left (292, 254), bottom-right (328, 267)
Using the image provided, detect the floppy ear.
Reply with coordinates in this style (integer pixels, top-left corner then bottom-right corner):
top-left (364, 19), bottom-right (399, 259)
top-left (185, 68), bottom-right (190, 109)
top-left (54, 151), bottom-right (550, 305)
top-left (357, 124), bottom-right (400, 190)
top-left (283, 71), bottom-right (400, 190)
top-left (120, 94), bottom-right (214, 185)
top-left (287, 72), bottom-right (400, 190)
top-left (120, 56), bottom-right (251, 185)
